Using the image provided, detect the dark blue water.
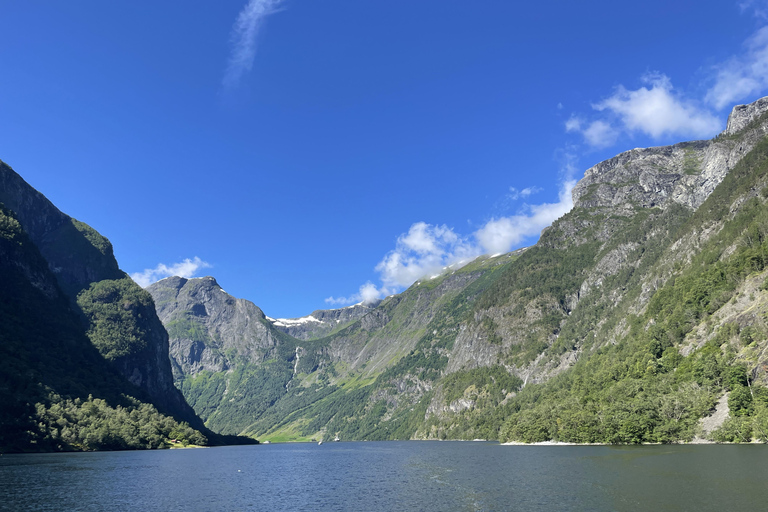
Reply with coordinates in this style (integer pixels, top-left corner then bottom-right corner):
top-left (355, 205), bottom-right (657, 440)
top-left (1, 442), bottom-right (767, 511)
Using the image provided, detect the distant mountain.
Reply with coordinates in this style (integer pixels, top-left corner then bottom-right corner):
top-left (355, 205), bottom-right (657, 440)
top-left (0, 163), bottom-right (212, 452)
top-left (151, 96), bottom-right (768, 444)
top-left (269, 302), bottom-right (379, 341)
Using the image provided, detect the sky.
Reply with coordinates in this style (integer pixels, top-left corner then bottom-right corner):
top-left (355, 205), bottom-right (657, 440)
top-left (2, 1), bottom-right (768, 318)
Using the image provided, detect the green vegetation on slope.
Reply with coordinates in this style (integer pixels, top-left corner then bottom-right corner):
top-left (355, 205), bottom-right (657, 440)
top-left (0, 205), bottom-right (208, 452)
top-left (498, 135), bottom-right (768, 444)
top-left (76, 278), bottom-right (156, 360)
top-left (236, 261), bottom-right (519, 442)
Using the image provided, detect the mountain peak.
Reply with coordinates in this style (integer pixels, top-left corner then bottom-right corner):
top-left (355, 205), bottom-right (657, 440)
top-left (725, 96), bottom-right (768, 136)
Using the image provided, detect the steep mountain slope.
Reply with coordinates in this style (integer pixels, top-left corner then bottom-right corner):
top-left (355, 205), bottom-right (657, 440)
top-left (0, 162), bottom-right (214, 451)
top-left (153, 97), bottom-right (768, 444)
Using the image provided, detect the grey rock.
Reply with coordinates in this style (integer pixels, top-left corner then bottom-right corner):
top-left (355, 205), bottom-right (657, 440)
top-left (148, 275), bottom-right (282, 377)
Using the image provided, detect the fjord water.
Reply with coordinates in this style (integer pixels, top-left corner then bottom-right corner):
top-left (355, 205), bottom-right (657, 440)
top-left (2, 442), bottom-right (767, 512)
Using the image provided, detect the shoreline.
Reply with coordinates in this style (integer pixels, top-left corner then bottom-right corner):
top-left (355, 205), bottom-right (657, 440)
top-left (500, 439), bottom-right (768, 446)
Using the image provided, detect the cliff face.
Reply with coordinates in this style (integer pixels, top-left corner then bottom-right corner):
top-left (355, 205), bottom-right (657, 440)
top-left (0, 162), bottom-right (197, 425)
top-left (567, 101), bottom-right (768, 233)
top-left (0, 201), bottom-right (213, 451)
top-left (149, 276), bottom-right (282, 377)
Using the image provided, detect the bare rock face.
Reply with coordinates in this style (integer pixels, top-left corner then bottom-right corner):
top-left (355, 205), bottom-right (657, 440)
top-left (725, 97), bottom-right (768, 135)
top-left (572, 98), bottom-right (768, 215)
top-left (148, 276), bottom-right (282, 377)
top-left (0, 161), bottom-right (122, 296)
top-left (152, 96), bottom-right (768, 441)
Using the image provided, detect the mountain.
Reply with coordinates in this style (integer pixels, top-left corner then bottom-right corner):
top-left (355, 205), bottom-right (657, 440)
top-left (148, 251), bottom-right (523, 439)
top-left (0, 163), bottom-right (213, 452)
top-left (269, 302), bottom-right (380, 341)
top-left (152, 97), bottom-right (768, 444)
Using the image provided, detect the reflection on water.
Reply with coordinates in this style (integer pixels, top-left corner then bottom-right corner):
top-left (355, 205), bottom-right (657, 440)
top-left (1, 442), bottom-right (767, 511)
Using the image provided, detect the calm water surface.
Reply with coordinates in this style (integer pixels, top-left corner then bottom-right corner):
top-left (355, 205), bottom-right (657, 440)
top-left (1, 442), bottom-right (767, 511)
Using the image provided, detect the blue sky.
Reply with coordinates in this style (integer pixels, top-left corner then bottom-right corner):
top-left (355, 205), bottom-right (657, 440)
top-left (2, 1), bottom-right (768, 318)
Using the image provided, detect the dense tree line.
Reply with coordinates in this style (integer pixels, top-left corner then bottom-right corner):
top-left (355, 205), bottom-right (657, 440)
top-left (32, 393), bottom-right (207, 450)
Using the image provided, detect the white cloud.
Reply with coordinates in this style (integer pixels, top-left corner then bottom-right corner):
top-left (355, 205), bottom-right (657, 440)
top-left (356, 173), bottom-right (575, 297)
top-left (595, 73), bottom-right (721, 139)
top-left (324, 281), bottom-right (389, 306)
top-left (706, 26), bottom-right (768, 110)
top-left (324, 295), bottom-right (353, 306)
top-left (328, 157), bottom-right (579, 307)
top-left (567, 18), bottom-right (768, 150)
top-left (223, 0), bottom-right (285, 89)
top-left (581, 120), bottom-right (619, 148)
top-left (492, 185), bottom-right (544, 215)
top-left (564, 116), bottom-right (582, 133)
top-left (567, 73), bottom-right (721, 148)
top-left (519, 186), bottom-right (542, 198)
top-left (359, 282), bottom-right (384, 303)
top-left (507, 186), bottom-right (543, 201)
top-left (374, 222), bottom-right (479, 289)
top-left (130, 257), bottom-right (212, 288)
top-left (474, 178), bottom-right (575, 254)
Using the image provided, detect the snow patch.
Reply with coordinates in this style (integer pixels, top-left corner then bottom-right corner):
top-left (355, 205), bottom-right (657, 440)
top-left (273, 315), bottom-right (324, 327)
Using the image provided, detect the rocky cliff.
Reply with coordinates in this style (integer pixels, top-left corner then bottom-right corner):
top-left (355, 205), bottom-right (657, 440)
top-left (149, 276), bottom-right (283, 377)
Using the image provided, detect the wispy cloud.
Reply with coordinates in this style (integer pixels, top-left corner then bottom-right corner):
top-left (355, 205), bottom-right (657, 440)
top-left (740, 0), bottom-right (768, 20)
top-left (130, 257), bottom-right (212, 288)
top-left (706, 26), bottom-right (768, 109)
top-left (223, 0), bottom-right (285, 89)
top-left (491, 186), bottom-right (543, 215)
top-left (509, 186), bottom-right (543, 201)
